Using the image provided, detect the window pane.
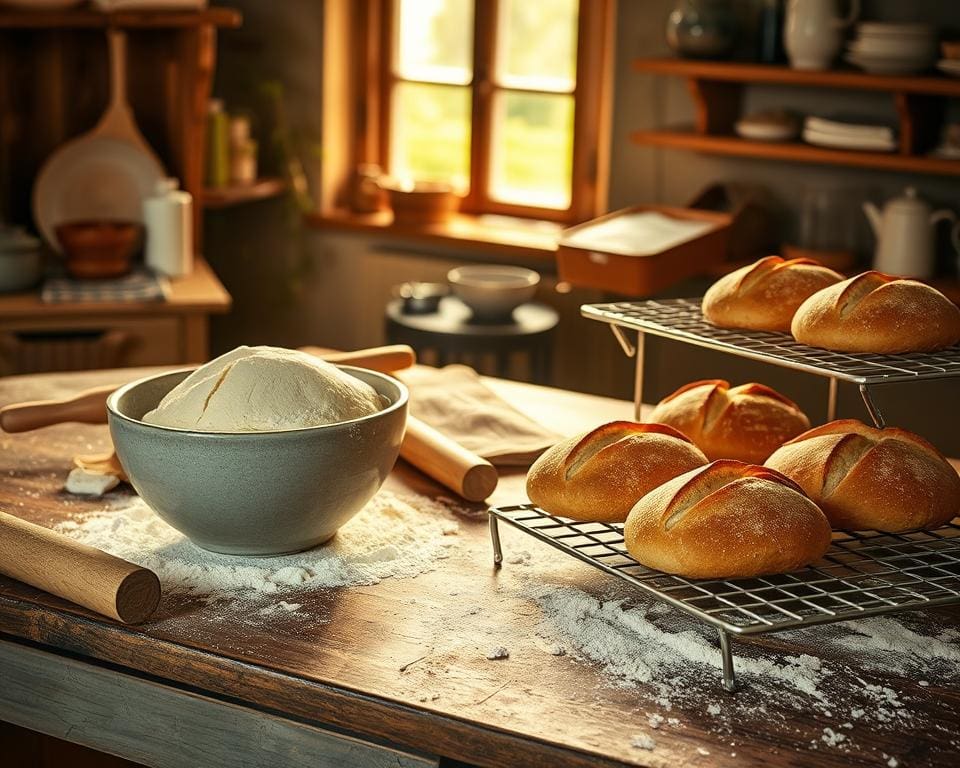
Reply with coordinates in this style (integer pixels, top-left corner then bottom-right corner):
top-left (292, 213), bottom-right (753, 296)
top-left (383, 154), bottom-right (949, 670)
top-left (496, 0), bottom-right (578, 91)
top-left (395, 0), bottom-right (474, 85)
top-left (489, 91), bottom-right (573, 209)
top-left (390, 82), bottom-right (471, 189)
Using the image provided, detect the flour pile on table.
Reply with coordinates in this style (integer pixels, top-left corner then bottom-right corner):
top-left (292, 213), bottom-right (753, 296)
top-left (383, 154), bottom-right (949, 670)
top-left (57, 490), bottom-right (458, 602)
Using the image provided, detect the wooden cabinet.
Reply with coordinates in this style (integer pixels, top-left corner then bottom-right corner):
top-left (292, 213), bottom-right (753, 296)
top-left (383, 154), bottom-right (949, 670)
top-left (0, 258), bottom-right (230, 375)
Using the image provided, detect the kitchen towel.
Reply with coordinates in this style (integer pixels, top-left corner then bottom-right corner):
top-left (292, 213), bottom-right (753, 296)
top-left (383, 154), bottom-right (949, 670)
top-left (398, 364), bottom-right (561, 466)
top-left (42, 271), bottom-right (169, 304)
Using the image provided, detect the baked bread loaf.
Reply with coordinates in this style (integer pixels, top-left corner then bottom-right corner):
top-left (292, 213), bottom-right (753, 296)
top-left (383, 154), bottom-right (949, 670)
top-left (765, 419), bottom-right (960, 532)
top-left (525, 421), bottom-right (708, 522)
top-left (624, 460), bottom-right (831, 579)
top-left (791, 271), bottom-right (960, 353)
top-left (702, 256), bottom-right (844, 332)
top-left (649, 380), bottom-right (810, 464)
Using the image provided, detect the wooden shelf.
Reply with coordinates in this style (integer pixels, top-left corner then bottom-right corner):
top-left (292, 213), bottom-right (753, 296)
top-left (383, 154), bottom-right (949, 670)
top-left (631, 130), bottom-right (960, 176)
top-left (304, 208), bottom-right (561, 261)
top-left (202, 178), bottom-right (287, 209)
top-left (632, 58), bottom-right (957, 176)
top-left (633, 58), bottom-right (960, 97)
top-left (0, 7), bottom-right (241, 29)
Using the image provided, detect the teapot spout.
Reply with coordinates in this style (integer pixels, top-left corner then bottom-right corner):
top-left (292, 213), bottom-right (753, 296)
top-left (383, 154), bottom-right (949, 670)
top-left (862, 201), bottom-right (882, 236)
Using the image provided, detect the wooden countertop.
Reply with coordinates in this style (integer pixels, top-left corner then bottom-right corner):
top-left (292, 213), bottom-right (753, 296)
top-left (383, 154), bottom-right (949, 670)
top-left (0, 369), bottom-right (957, 768)
top-left (0, 258), bottom-right (231, 319)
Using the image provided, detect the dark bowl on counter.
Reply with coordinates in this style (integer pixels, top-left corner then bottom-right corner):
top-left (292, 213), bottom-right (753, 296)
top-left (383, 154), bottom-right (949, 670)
top-left (55, 220), bottom-right (142, 279)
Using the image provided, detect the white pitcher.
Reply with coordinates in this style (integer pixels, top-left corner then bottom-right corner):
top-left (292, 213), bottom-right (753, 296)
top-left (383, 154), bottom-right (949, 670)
top-left (784, 0), bottom-right (860, 70)
top-left (863, 187), bottom-right (958, 279)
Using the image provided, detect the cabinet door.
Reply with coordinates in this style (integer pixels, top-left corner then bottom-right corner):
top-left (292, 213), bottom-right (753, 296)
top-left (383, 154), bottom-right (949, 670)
top-left (0, 316), bottom-right (184, 375)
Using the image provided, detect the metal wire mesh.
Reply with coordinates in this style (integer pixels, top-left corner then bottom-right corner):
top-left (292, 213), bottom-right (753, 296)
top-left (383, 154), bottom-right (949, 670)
top-left (490, 504), bottom-right (960, 636)
top-left (581, 299), bottom-right (960, 385)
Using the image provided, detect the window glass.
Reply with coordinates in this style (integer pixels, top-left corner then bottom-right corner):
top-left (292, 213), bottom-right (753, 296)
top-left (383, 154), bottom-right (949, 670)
top-left (489, 91), bottom-right (574, 209)
top-left (496, 0), bottom-right (578, 92)
top-left (395, 0), bottom-right (474, 85)
top-left (390, 82), bottom-right (472, 189)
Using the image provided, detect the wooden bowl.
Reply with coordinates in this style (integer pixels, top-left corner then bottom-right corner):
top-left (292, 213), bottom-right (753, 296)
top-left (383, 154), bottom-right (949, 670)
top-left (55, 220), bottom-right (142, 279)
top-left (379, 179), bottom-right (460, 225)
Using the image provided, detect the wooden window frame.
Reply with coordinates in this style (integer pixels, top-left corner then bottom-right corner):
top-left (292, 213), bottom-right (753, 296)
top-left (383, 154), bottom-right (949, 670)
top-left (351, 0), bottom-right (614, 225)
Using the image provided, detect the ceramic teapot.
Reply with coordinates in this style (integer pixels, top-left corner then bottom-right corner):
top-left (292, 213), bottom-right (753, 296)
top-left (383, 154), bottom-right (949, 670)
top-left (784, 0), bottom-right (860, 70)
top-left (863, 188), bottom-right (958, 279)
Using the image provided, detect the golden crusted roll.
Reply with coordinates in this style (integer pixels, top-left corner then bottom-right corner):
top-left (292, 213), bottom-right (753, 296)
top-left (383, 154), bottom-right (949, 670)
top-left (649, 379), bottom-right (810, 464)
top-left (791, 271), bottom-right (960, 353)
top-left (765, 419), bottom-right (960, 532)
top-left (525, 421), bottom-right (708, 523)
top-left (702, 256), bottom-right (844, 332)
top-left (624, 460), bottom-right (832, 579)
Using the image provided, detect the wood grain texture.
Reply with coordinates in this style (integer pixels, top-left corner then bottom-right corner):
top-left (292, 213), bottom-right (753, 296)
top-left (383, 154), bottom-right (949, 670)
top-left (0, 640), bottom-right (435, 768)
top-left (0, 368), bottom-right (957, 768)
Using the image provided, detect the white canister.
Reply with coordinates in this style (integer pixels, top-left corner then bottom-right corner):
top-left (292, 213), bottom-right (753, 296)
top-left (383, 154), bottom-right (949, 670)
top-left (143, 178), bottom-right (194, 278)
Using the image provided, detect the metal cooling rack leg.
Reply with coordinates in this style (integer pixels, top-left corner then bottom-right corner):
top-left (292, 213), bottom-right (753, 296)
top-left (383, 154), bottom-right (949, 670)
top-left (634, 332), bottom-right (646, 421)
top-left (717, 629), bottom-right (738, 693)
top-left (827, 377), bottom-right (838, 422)
top-left (489, 515), bottom-right (503, 568)
top-left (859, 384), bottom-right (886, 428)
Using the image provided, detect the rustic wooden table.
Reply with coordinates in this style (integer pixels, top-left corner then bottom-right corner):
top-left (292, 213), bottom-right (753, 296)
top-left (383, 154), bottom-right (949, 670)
top-left (0, 368), bottom-right (958, 768)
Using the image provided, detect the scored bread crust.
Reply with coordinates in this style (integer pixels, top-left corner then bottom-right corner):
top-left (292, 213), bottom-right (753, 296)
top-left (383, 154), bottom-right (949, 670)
top-left (525, 421), bottom-right (708, 522)
top-left (791, 271), bottom-right (960, 353)
top-left (702, 256), bottom-right (844, 332)
top-left (624, 460), bottom-right (832, 579)
top-left (765, 419), bottom-right (960, 532)
top-left (649, 379), bottom-right (810, 464)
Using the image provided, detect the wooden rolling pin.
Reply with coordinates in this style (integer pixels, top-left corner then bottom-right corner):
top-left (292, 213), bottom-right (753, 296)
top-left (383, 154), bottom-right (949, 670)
top-left (402, 416), bottom-right (498, 502)
top-left (0, 345), bottom-right (417, 433)
top-left (0, 510), bottom-right (161, 624)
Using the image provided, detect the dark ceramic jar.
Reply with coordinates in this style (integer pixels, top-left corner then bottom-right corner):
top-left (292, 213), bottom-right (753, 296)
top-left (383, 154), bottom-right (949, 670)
top-left (666, 0), bottom-right (737, 60)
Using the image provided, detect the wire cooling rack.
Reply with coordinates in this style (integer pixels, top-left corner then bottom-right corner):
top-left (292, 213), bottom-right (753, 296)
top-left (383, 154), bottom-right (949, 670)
top-left (489, 504), bottom-right (960, 692)
top-left (581, 298), bottom-right (960, 426)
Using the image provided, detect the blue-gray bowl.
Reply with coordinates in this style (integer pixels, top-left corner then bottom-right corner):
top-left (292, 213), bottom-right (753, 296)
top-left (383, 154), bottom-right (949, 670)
top-left (106, 366), bottom-right (408, 556)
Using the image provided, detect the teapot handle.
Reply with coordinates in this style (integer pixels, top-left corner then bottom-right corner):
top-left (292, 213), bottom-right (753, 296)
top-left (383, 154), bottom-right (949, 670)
top-left (835, 0), bottom-right (861, 28)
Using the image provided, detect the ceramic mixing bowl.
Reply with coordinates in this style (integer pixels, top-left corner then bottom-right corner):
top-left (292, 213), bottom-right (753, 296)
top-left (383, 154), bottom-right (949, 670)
top-left (447, 265), bottom-right (540, 321)
top-left (107, 366), bottom-right (408, 556)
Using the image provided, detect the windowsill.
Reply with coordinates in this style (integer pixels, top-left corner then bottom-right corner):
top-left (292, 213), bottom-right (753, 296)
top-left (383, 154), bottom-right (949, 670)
top-left (303, 208), bottom-right (562, 261)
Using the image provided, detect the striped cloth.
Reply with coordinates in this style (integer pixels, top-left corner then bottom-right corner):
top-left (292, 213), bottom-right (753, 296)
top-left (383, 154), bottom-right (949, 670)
top-left (41, 271), bottom-right (169, 304)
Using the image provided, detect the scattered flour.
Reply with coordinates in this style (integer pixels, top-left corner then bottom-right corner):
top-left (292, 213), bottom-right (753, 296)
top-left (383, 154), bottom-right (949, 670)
top-left (630, 733), bottom-right (656, 750)
top-left (524, 581), bottom-right (959, 743)
top-left (55, 491), bottom-right (459, 606)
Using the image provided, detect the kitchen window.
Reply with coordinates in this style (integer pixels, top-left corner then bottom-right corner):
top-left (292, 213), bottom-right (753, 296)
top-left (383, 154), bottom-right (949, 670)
top-left (355, 0), bottom-right (614, 224)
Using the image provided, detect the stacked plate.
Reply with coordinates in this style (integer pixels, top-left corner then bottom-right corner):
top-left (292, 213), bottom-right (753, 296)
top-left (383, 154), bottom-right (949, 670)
top-left (802, 116), bottom-right (897, 152)
top-left (938, 59), bottom-right (960, 78)
top-left (845, 22), bottom-right (937, 75)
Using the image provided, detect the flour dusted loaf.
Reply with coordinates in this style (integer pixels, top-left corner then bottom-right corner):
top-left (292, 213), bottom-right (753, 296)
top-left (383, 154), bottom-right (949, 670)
top-left (649, 380), bottom-right (810, 464)
top-left (791, 271), bottom-right (960, 353)
top-left (624, 460), bottom-right (831, 579)
top-left (765, 419), bottom-right (960, 532)
top-left (702, 256), bottom-right (844, 332)
top-left (525, 421), bottom-right (708, 523)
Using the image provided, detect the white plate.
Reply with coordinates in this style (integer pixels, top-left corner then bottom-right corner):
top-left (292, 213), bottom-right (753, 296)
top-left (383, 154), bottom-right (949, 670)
top-left (856, 22), bottom-right (936, 38)
top-left (848, 38), bottom-right (936, 59)
top-left (803, 127), bottom-right (896, 152)
top-left (735, 120), bottom-right (798, 142)
top-left (33, 136), bottom-right (164, 252)
top-left (938, 60), bottom-right (960, 77)
top-left (845, 52), bottom-right (931, 75)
